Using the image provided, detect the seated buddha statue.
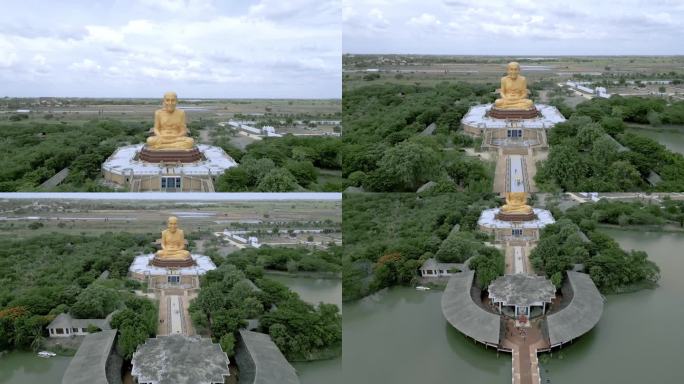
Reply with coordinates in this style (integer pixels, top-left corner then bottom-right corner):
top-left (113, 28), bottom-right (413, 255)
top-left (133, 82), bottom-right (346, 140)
top-left (146, 92), bottom-right (195, 150)
top-left (500, 192), bottom-right (533, 215)
top-left (156, 216), bottom-right (191, 260)
top-left (494, 62), bottom-right (534, 110)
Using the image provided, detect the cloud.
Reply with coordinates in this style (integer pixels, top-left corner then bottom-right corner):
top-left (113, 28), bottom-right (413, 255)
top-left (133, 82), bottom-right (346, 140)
top-left (0, 0), bottom-right (340, 98)
top-left (136, 0), bottom-right (214, 13)
top-left (344, 0), bottom-right (684, 54)
top-left (407, 13), bottom-right (441, 27)
top-left (69, 59), bottom-right (102, 71)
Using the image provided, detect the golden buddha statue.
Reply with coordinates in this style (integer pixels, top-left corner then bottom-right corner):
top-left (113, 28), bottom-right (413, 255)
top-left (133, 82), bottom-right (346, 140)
top-left (500, 192), bottom-right (533, 214)
top-left (494, 62), bottom-right (534, 110)
top-left (146, 92), bottom-right (195, 150)
top-left (156, 216), bottom-right (191, 260)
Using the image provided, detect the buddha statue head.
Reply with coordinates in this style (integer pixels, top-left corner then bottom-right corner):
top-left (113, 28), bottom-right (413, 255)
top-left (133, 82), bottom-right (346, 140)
top-left (506, 62), bottom-right (521, 80)
top-left (163, 91), bottom-right (178, 113)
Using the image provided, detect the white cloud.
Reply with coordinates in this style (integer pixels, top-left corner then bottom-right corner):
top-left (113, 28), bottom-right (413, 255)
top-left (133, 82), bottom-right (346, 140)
top-left (69, 59), bottom-right (102, 71)
top-left (0, 0), bottom-right (340, 98)
top-left (407, 13), bottom-right (441, 27)
top-left (344, 0), bottom-right (684, 54)
top-left (137, 0), bottom-right (214, 13)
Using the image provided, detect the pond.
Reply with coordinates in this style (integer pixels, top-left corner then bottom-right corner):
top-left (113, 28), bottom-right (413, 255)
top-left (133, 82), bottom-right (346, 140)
top-left (343, 287), bottom-right (511, 383)
top-left (0, 351), bottom-right (71, 384)
top-left (269, 274), bottom-right (342, 384)
top-left (626, 125), bottom-right (684, 155)
top-left (541, 228), bottom-right (684, 383)
top-left (342, 228), bottom-right (684, 383)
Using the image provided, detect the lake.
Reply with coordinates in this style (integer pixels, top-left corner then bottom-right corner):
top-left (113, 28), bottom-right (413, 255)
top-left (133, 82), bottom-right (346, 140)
top-left (0, 351), bottom-right (71, 384)
top-left (626, 125), bottom-right (684, 155)
top-left (342, 228), bottom-right (684, 383)
top-left (270, 274), bottom-right (342, 384)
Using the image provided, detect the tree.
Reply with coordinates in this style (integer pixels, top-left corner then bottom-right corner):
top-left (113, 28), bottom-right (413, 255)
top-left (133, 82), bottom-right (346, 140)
top-left (366, 141), bottom-right (440, 192)
top-left (256, 168), bottom-right (298, 192)
top-left (71, 285), bottom-right (120, 319)
top-left (219, 333), bottom-right (236, 357)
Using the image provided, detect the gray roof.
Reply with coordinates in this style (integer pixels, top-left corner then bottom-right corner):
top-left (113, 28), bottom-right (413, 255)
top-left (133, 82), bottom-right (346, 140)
top-left (48, 313), bottom-right (111, 331)
top-left (488, 274), bottom-right (556, 307)
top-left (420, 258), bottom-right (463, 271)
top-left (235, 330), bottom-right (300, 384)
top-left (132, 335), bottom-right (230, 384)
top-left (441, 271), bottom-right (500, 346)
top-left (62, 330), bottom-right (117, 384)
top-left (604, 134), bottom-right (629, 153)
top-left (647, 171), bottom-right (662, 186)
top-left (547, 271), bottom-right (604, 346)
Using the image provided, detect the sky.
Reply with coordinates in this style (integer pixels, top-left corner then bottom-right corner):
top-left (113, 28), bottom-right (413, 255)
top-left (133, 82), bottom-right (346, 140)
top-left (343, 0), bottom-right (684, 55)
top-left (0, 0), bottom-right (341, 98)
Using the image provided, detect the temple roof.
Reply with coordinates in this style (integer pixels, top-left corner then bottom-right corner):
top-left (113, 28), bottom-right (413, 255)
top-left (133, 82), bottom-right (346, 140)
top-left (488, 274), bottom-right (556, 307)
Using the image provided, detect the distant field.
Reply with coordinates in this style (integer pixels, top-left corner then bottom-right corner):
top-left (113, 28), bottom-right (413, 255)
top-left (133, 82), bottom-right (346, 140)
top-left (0, 199), bottom-right (342, 238)
top-left (343, 55), bottom-right (684, 94)
top-left (0, 98), bottom-right (341, 125)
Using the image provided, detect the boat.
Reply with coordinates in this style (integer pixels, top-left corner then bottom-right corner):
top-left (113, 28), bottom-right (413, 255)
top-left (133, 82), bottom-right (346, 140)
top-left (415, 286), bottom-right (430, 291)
top-left (37, 351), bottom-right (56, 358)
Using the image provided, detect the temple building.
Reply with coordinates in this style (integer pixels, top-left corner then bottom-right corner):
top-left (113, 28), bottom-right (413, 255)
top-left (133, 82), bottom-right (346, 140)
top-left (461, 62), bottom-right (565, 149)
top-left (488, 274), bottom-right (556, 319)
top-left (478, 192), bottom-right (555, 241)
top-left (131, 335), bottom-right (230, 384)
top-left (129, 216), bottom-right (216, 287)
top-left (102, 92), bottom-right (237, 192)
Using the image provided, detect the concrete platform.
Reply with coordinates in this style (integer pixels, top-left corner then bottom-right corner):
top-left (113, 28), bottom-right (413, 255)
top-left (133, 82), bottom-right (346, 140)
top-left (479, 208), bottom-right (555, 229)
top-left (129, 253), bottom-right (216, 277)
top-left (103, 144), bottom-right (236, 176)
top-left (462, 103), bottom-right (565, 130)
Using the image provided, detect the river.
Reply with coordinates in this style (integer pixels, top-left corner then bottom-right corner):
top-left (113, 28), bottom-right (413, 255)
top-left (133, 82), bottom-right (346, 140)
top-left (270, 274), bottom-right (343, 384)
top-left (0, 351), bottom-right (71, 384)
top-left (626, 125), bottom-right (684, 155)
top-left (541, 228), bottom-right (684, 383)
top-left (342, 228), bottom-right (684, 383)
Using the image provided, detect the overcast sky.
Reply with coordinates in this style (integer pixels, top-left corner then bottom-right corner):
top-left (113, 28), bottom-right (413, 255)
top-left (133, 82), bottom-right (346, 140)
top-left (343, 0), bottom-right (684, 55)
top-left (0, 0), bottom-right (341, 98)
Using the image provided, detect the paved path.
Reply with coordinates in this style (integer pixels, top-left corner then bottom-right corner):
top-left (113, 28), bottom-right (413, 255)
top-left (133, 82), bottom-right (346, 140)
top-left (157, 291), bottom-right (196, 336)
top-left (503, 240), bottom-right (544, 384)
top-left (168, 295), bottom-right (184, 335)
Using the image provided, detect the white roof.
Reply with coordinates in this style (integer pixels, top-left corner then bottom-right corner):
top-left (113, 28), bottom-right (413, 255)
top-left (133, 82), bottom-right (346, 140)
top-left (129, 254), bottom-right (217, 276)
top-left (102, 144), bottom-right (237, 176)
top-left (461, 103), bottom-right (566, 129)
top-left (478, 208), bottom-right (555, 229)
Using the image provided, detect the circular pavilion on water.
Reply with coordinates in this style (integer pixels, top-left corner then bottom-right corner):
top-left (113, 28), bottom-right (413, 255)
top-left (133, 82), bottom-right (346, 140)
top-left (488, 274), bottom-right (556, 319)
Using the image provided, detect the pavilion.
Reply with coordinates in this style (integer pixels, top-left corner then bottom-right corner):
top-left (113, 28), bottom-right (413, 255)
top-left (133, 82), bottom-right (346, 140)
top-left (488, 274), bottom-right (556, 319)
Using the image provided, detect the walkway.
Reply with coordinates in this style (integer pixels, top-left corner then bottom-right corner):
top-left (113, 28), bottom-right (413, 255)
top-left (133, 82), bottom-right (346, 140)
top-left (157, 291), bottom-right (196, 336)
top-left (502, 239), bottom-right (544, 384)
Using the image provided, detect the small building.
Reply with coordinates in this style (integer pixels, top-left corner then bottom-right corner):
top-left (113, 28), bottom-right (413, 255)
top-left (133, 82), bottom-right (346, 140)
top-left (47, 313), bottom-right (112, 338)
top-left (418, 258), bottom-right (463, 277)
top-left (131, 335), bottom-right (230, 384)
top-left (235, 330), bottom-right (300, 384)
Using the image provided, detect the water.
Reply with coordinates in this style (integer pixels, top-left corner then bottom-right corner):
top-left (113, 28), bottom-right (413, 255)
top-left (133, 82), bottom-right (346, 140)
top-left (343, 287), bottom-right (511, 384)
top-left (267, 274), bottom-right (342, 308)
top-left (0, 351), bottom-right (71, 384)
top-left (342, 229), bottom-right (684, 384)
top-left (542, 228), bottom-right (684, 383)
top-left (626, 126), bottom-right (684, 154)
top-left (271, 274), bottom-right (342, 384)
